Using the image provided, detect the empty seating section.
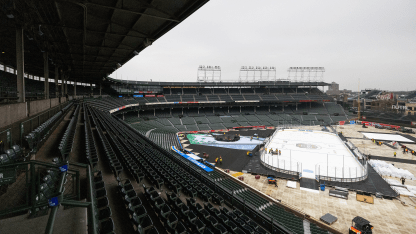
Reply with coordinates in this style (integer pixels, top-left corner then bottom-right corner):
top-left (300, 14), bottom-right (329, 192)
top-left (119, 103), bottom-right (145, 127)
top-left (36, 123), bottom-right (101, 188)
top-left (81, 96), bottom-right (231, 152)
top-left (90, 110), bottom-right (124, 177)
top-left (25, 102), bottom-right (73, 153)
top-left (1, 71), bottom-right (101, 101)
top-left (154, 109), bottom-right (171, 118)
top-left (59, 105), bottom-right (80, 160)
top-left (194, 95), bottom-right (208, 101)
top-left (85, 97), bottom-right (124, 112)
top-left (35, 169), bottom-right (62, 209)
top-left (157, 96), bottom-right (166, 102)
top-left (244, 95), bottom-right (260, 100)
top-left (255, 88), bottom-right (267, 94)
top-left (198, 88), bottom-right (212, 95)
top-left (145, 97), bottom-right (158, 103)
top-left (171, 88), bottom-right (182, 95)
top-left (324, 102), bottom-right (346, 115)
top-left (0, 145), bottom-right (26, 165)
top-left (92, 170), bottom-right (114, 233)
top-left (183, 88), bottom-right (197, 95)
top-left (228, 88), bottom-right (240, 94)
top-left (241, 88), bottom-right (254, 94)
top-left (84, 105), bottom-right (99, 168)
top-left (219, 95), bottom-right (232, 101)
top-left (185, 108), bottom-right (199, 117)
top-left (117, 179), bottom-right (158, 233)
top-left (213, 88), bottom-right (227, 94)
top-left (165, 95), bottom-right (181, 102)
top-left (86, 103), bottom-right (312, 234)
top-left (260, 95), bottom-right (278, 101)
top-left (194, 117), bottom-right (210, 124)
top-left (231, 95), bottom-right (245, 101)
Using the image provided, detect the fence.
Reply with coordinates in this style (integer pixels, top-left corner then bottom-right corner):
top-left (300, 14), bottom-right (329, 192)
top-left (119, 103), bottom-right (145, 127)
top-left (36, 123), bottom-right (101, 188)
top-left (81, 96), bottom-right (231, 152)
top-left (0, 161), bottom-right (82, 217)
top-left (260, 152), bottom-right (300, 176)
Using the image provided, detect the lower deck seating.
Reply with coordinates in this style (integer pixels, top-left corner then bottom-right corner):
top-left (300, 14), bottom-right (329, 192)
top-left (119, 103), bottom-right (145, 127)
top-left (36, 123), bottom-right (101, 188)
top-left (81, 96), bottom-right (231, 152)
top-left (86, 103), bottom-right (329, 234)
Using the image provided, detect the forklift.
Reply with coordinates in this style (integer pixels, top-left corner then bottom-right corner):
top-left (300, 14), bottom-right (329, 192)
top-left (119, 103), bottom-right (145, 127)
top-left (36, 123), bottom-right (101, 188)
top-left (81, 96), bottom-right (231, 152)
top-left (349, 216), bottom-right (373, 234)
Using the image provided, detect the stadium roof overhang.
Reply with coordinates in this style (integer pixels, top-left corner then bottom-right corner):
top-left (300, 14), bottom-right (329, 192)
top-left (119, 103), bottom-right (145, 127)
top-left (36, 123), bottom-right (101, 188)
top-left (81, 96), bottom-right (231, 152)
top-left (0, 0), bottom-right (209, 83)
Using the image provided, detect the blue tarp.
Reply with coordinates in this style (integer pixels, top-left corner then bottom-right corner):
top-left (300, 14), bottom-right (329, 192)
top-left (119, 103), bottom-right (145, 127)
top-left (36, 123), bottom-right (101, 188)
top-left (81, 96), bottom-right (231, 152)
top-left (171, 146), bottom-right (213, 172)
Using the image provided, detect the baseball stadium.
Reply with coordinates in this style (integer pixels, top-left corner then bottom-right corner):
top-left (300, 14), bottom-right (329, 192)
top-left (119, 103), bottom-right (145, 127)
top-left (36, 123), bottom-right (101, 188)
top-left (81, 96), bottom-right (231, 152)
top-left (1, 1), bottom-right (415, 234)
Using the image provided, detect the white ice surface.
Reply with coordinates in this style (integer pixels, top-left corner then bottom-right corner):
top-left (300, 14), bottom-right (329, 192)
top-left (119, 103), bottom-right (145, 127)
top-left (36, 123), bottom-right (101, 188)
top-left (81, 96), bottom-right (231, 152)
top-left (263, 129), bottom-right (364, 179)
top-left (361, 132), bottom-right (414, 143)
top-left (287, 181), bottom-right (297, 188)
top-left (391, 186), bottom-right (415, 197)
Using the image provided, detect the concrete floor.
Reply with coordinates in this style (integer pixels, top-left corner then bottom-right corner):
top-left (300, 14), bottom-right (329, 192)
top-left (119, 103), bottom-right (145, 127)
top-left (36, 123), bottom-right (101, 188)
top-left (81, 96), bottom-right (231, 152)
top-left (212, 124), bottom-right (416, 234)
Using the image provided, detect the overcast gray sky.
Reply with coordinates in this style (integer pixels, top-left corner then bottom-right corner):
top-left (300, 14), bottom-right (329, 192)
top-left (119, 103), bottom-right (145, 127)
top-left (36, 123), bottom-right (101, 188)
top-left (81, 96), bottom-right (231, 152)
top-left (112, 0), bottom-right (416, 91)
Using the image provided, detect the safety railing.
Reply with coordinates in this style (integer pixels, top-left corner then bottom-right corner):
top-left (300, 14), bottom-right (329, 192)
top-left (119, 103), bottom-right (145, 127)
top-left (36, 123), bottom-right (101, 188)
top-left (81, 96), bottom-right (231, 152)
top-left (20, 101), bottom-right (72, 148)
top-left (260, 151), bottom-right (300, 176)
top-left (0, 128), bottom-right (12, 148)
top-left (0, 160), bottom-right (82, 217)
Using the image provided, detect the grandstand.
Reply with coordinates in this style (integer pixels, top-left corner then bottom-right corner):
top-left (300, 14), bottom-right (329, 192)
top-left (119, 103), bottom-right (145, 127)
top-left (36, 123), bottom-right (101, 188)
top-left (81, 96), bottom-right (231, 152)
top-left (1, 1), bottom-right (415, 234)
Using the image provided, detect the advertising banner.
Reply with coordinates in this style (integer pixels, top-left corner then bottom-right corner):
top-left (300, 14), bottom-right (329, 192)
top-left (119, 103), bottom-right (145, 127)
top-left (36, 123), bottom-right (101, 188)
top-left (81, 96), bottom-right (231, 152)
top-left (171, 146), bottom-right (213, 172)
top-left (377, 93), bottom-right (393, 100)
top-left (361, 121), bottom-right (401, 129)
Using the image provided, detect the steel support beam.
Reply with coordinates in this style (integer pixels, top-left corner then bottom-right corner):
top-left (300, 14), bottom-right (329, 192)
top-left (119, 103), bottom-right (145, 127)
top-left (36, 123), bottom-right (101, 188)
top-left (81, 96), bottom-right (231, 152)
top-left (44, 52), bottom-right (49, 99)
top-left (16, 27), bottom-right (25, 103)
top-left (74, 79), bottom-right (77, 97)
top-left (55, 66), bottom-right (59, 98)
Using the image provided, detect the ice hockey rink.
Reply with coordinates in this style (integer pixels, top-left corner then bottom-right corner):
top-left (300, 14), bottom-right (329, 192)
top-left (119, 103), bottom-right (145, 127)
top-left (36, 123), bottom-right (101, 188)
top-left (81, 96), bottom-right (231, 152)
top-left (262, 129), bottom-right (365, 179)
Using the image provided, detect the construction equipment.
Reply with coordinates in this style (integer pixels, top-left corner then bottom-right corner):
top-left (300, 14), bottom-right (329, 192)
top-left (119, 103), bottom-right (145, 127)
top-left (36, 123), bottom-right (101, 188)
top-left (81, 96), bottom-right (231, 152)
top-left (267, 177), bottom-right (276, 185)
top-left (349, 216), bottom-right (373, 234)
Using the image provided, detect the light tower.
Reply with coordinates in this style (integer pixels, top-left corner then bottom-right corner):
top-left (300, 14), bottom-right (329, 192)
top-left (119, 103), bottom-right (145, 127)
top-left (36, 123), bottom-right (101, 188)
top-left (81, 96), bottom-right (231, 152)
top-left (197, 65), bottom-right (221, 82)
top-left (239, 66), bottom-right (276, 82)
top-left (287, 67), bottom-right (325, 82)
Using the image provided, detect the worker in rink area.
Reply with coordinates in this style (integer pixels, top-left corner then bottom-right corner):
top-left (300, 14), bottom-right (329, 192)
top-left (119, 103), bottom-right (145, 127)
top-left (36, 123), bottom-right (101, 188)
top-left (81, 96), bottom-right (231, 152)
top-left (215, 157), bottom-right (218, 164)
top-left (394, 152), bottom-right (396, 157)
top-left (218, 156), bottom-right (222, 165)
